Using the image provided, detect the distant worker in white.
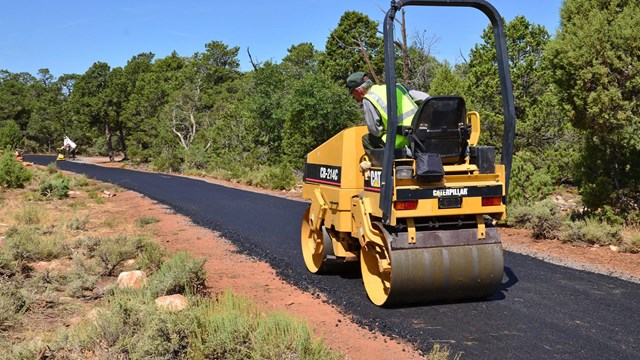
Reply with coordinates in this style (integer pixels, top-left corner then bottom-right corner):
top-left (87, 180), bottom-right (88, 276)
top-left (63, 135), bottom-right (78, 160)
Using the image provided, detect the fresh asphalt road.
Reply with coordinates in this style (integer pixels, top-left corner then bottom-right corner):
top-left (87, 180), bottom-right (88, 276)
top-left (26, 155), bottom-right (640, 359)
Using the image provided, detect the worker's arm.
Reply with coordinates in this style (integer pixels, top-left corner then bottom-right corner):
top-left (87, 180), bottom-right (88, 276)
top-left (363, 99), bottom-right (384, 137)
top-left (409, 89), bottom-right (429, 103)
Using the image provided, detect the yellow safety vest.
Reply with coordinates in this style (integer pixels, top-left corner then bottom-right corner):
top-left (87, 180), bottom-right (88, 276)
top-left (364, 84), bottom-right (418, 149)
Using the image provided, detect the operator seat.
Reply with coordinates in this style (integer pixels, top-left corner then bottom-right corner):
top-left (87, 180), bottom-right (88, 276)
top-left (409, 95), bottom-right (470, 165)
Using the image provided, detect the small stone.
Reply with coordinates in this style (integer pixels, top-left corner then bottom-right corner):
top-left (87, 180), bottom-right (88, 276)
top-left (609, 245), bottom-right (620, 252)
top-left (117, 270), bottom-right (147, 289)
top-left (155, 294), bottom-right (188, 312)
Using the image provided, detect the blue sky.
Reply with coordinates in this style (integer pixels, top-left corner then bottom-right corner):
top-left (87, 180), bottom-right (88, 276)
top-left (1, 1), bottom-right (562, 77)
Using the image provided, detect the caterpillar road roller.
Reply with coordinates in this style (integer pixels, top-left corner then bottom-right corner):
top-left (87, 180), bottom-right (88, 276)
top-left (301, 0), bottom-right (516, 306)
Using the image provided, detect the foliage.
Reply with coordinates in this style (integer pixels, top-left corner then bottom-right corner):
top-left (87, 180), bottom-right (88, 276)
top-left (0, 281), bottom-right (29, 331)
top-left (547, 0), bottom-right (640, 218)
top-left (508, 198), bottom-right (565, 240)
top-left (39, 173), bottom-right (69, 199)
top-left (51, 291), bottom-right (339, 360)
top-left (147, 251), bottom-right (207, 297)
top-left (0, 150), bottom-right (32, 189)
top-left (320, 11), bottom-right (384, 83)
top-left (0, 120), bottom-right (22, 150)
top-left (253, 164), bottom-right (297, 191)
top-left (281, 71), bottom-right (361, 169)
top-left (2, 226), bottom-right (70, 263)
top-left (560, 218), bottom-right (623, 246)
top-left (135, 215), bottom-right (159, 228)
top-left (508, 151), bottom-right (555, 204)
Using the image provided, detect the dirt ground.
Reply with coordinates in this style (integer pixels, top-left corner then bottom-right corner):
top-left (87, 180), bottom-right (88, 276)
top-left (67, 157), bottom-right (640, 358)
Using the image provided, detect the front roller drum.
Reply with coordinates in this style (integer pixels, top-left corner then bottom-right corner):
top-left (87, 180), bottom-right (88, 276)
top-left (301, 206), bottom-right (335, 274)
top-left (361, 226), bottom-right (504, 306)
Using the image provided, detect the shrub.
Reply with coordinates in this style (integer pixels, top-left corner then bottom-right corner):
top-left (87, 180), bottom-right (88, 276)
top-left (0, 151), bottom-right (32, 189)
top-left (13, 204), bottom-right (44, 225)
top-left (69, 174), bottom-right (89, 188)
top-left (560, 219), bottom-right (623, 246)
top-left (39, 173), bottom-right (69, 199)
top-left (65, 215), bottom-right (89, 231)
top-left (508, 151), bottom-right (555, 205)
top-left (135, 241), bottom-right (167, 273)
top-left (147, 251), bottom-right (206, 297)
top-left (0, 281), bottom-right (29, 330)
top-left (91, 235), bottom-right (140, 276)
top-left (508, 198), bottom-right (565, 240)
top-left (3, 227), bottom-right (70, 263)
top-left (135, 215), bottom-right (159, 228)
top-left (254, 164), bottom-right (297, 190)
top-left (51, 290), bottom-right (339, 360)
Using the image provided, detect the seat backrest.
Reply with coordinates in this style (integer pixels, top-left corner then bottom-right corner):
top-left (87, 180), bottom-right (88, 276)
top-left (410, 96), bottom-right (469, 164)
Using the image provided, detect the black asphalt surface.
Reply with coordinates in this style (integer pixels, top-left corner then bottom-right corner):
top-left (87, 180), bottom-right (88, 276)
top-left (26, 155), bottom-right (640, 359)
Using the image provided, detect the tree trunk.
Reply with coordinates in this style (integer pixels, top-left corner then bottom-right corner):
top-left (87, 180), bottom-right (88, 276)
top-left (400, 9), bottom-right (410, 84)
top-left (105, 124), bottom-right (115, 162)
top-left (118, 123), bottom-right (128, 160)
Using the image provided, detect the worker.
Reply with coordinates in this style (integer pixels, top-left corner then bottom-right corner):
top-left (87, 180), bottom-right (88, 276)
top-left (347, 72), bottom-right (429, 150)
top-left (63, 135), bottom-right (78, 160)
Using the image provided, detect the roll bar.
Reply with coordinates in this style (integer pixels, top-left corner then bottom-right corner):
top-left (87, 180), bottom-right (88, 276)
top-left (380, 0), bottom-right (516, 224)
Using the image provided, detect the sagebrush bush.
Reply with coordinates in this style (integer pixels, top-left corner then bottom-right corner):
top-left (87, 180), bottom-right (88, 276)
top-left (13, 204), bottom-right (44, 225)
top-left (39, 173), bottom-right (69, 199)
top-left (91, 235), bottom-right (141, 276)
top-left (147, 251), bottom-right (206, 297)
top-left (3, 226), bottom-right (70, 263)
top-left (0, 281), bottom-right (29, 330)
top-left (69, 174), bottom-right (89, 188)
top-left (135, 215), bottom-right (159, 228)
top-left (620, 234), bottom-right (640, 253)
top-left (51, 290), bottom-right (339, 360)
top-left (0, 151), bottom-right (32, 189)
top-left (135, 241), bottom-right (167, 273)
top-left (508, 198), bottom-right (565, 240)
top-left (560, 218), bottom-right (623, 246)
top-left (65, 215), bottom-right (89, 231)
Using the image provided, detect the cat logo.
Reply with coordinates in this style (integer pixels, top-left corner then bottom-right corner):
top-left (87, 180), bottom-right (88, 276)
top-left (370, 170), bottom-right (382, 187)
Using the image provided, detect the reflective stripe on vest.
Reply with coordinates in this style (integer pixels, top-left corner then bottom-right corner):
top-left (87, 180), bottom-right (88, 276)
top-left (364, 84), bottom-right (418, 148)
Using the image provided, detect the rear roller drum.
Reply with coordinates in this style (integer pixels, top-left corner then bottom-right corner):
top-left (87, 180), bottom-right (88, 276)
top-left (300, 207), bottom-right (334, 274)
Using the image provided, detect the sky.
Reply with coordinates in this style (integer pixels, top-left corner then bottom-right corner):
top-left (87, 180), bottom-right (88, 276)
top-left (1, 1), bottom-right (563, 77)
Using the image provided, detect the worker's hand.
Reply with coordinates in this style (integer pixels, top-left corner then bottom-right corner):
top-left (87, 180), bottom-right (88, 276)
top-left (359, 160), bottom-right (371, 172)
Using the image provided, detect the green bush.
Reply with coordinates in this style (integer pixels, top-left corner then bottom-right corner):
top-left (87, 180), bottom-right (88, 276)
top-left (147, 251), bottom-right (206, 297)
top-left (560, 219), bottom-right (623, 246)
top-left (135, 215), bottom-right (159, 228)
top-left (135, 241), bottom-right (167, 273)
top-left (0, 151), bottom-right (32, 189)
top-left (0, 281), bottom-right (29, 331)
top-left (50, 290), bottom-right (339, 360)
top-left (508, 198), bottom-right (565, 240)
top-left (0, 121), bottom-right (21, 150)
top-left (621, 233), bottom-right (640, 253)
top-left (508, 151), bottom-right (554, 205)
top-left (3, 226), bottom-right (70, 263)
top-left (39, 173), bottom-right (69, 199)
top-left (90, 235), bottom-right (141, 276)
top-left (65, 215), bottom-right (89, 231)
top-left (254, 164), bottom-right (297, 190)
top-left (13, 204), bottom-right (44, 225)
top-left (69, 174), bottom-right (89, 188)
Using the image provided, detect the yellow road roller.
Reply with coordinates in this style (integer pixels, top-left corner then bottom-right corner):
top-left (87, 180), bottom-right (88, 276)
top-left (300, 0), bottom-right (516, 306)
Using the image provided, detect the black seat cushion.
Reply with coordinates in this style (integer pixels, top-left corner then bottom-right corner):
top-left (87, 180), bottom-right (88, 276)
top-left (410, 96), bottom-right (469, 165)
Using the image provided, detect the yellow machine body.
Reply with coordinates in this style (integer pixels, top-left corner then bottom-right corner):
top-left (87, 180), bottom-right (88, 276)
top-left (301, 112), bottom-right (507, 306)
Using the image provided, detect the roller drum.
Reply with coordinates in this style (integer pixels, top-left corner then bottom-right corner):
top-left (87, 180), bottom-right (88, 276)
top-left (361, 226), bottom-right (504, 306)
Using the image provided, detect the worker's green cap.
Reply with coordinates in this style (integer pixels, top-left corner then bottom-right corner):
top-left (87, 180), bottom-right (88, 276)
top-left (346, 72), bottom-right (366, 92)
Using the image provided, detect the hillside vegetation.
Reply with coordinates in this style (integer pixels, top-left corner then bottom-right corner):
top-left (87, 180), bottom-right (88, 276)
top-left (1, 2), bottom-right (639, 245)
